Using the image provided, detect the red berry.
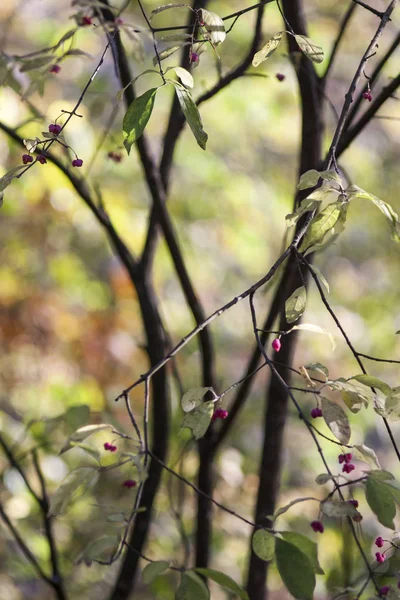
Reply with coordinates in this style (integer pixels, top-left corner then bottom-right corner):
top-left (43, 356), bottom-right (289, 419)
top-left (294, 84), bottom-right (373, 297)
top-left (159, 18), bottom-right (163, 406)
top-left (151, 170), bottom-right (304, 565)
top-left (190, 52), bottom-right (199, 64)
top-left (123, 479), bottom-right (136, 488)
top-left (375, 536), bottom-right (384, 548)
top-left (49, 123), bottom-right (62, 135)
top-left (50, 65), bottom-right (61, 74)
top-left (345, 453), bottom-right (352, 463)
top-left (379, 585), bottom-right (390, 596)
top-left (22, 154), bottom-right (33, 164)
top-left (110, 445), bottom-right (117, 452)
top-left (37, 154), bottom-right (47, 164)
top-left (375, 552), bottom-right (385, 564)
top-left (276, 73), bottom-right (285, 81)
top-left (72, 158), bottom-right (83, 167)
top-left (342, 463), bottom-right (355, 474)
top-left (363, 91), bottom-right (372, 102)
top-left (311, 407), bottom-right (322, 418)
top-left (104, 442), bottom-right (111, 450)
top-left (82, 16), bottom-right (93, 26)
top-left (212, 408), bottom-right (228, 421)
top-left (272, 338), bottom-right (281, 352)
top-left (311, 520), bottom-right (324, 533)
top-left (338, 454), bottom-right (345, 464)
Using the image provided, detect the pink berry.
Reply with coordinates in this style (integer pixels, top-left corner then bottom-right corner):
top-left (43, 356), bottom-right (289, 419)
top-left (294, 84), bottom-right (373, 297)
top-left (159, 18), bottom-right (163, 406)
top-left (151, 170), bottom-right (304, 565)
top-left (375, 552), bottom-right (385, 564)
top-left (375, 536), bottom-right (384, 548)
top-left (72, 158), bottom-right (83, 167)
top-left (363, 91), bottom-right (372, 102)
top-left (276, 73), bottom-right (285, 81)
top-left (22, 154), bottom-right (33, 164)
top-left (82, 16), bottom-right (93, 26)
top-left (311, 407), bottom-right (322, 418)
top-left (342, 463), bottom-right (355, 474)
top-left (272, 338), bottom-right (281, 352)
top-left (50, 65), bottom-right (61, 74)
top-left (123, 479), bottom-right (136, 488)
top-left (110, 445), bottom-right (117, 452)
top-left (379, 586), bottom-right (390, 596)
top-left (104, 442), bottom-right (111, 450)
top-left (310, 520), bottom-right (324, 533)
top-left (37, 154), bottom-right (47, 164)
top-left (212, 408), bottom-right (228, 421)
top-left (345, 453), bottom-right (352, 463)
top-left (348, 499), bottom-right (358, 508)
top-left (49, 123), bottom-right (62, 135)
top-left (190, 52), bottom-right (199, 64)
top-left (338, 454), bottom-right (345, 464)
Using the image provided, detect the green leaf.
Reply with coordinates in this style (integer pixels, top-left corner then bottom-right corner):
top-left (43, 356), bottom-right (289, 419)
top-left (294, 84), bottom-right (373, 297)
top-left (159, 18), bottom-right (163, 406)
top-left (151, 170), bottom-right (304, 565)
top-left (275, 538), bottom-right (315, 600)
top-left (19, 55), bottom-right (54, 71)
top-left (252, 529), bottom-right (275, 561)
top-left (173, 83), bottom-right (208, 150)
top-left (285, 199), bottom-right (321, 228)
top-left (310, 265), bottom-right (330, 294)
top-left (328, 378), bottom-right (371, 413)
top-left (173, 66), bottom-right (194, 89)
top-left (321, 500), bottom-right (360, 518)
top-left (351, 374), bottom-right (392, 396)
top-left (123, 88), bottom-right (158, 154)
top-left (142, 560), bottom-right (170, 584)
top-left (315, 473), bottom-right (336, 485)
top-left (321, 397), bottom-right (351, 444)
top-left (280, 532), bottom-right (324, 575)
top-left (365, 476), bottom-right (396, 529)
top-left (150, 3), bottom-right (189, 18)
top-left (367, 470), bottom-right (395, 482)
top-left (285, 286), bottom-right (307, 324)
top-left (69, 442), bottom-right (100, 462)
top-left (0, 165), bottom-right (26, 193)
top-left (304, 362), bottom-right (329, 379)
top-left (252, 32), bottom-right (283, 67)
top-left (153, 45), bottom-right (188, 65)
top-left (199, 9), bottom-right (226, 46)
top-left (300, 202), bottom-right (342, 252)
top-left (65, 404), bottom-right (90, 434)
top-left (382, 392), bottom-right (400, 422)
top-left (49, 467), bottom-right (99, 516)
top-left (289, 323), bottom-right (335, 351)
top-left (353, 444), bottom-right (381, 469)
top-left (181, 387), bottom-right (213, 412)
top-left (347, 185), bottom-right (400, 242)
top-left (176, 571), bottom-right (210, 600)
top-left (297, 169), bottom-right (341, 191)
top-left (79, 535), bottom-right (119, 565)
top-left (274, 497), bottom-right (317, 520)
top-left (180, 401), bottom-right (214, 439)
top-left (195, 568), bottom-right (249, 600)
top-left (294, 35), bottom-right (324, 63)
top-left (60, 423), bottom-right (113, 454)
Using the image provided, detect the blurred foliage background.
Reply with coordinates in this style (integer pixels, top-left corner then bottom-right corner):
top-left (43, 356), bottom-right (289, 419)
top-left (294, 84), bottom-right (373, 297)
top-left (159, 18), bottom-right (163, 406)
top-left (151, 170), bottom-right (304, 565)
top-left (1, 0), bottom-right (400, 598)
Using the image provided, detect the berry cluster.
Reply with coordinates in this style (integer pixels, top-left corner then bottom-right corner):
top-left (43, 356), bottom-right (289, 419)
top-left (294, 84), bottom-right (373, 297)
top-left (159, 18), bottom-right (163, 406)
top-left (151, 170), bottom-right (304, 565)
top-left (338, 452), bottom-right (355, 474)
top-left (50, 65), bottom-right (61, 74)
top-left (310, 520), bottom-right (324, 533)
top-left (212, 408), bottom-right (228, 421)
top-left (104, 442), bottom-right (117, 452)
top-left (49, 123), bottom-right (62, 135)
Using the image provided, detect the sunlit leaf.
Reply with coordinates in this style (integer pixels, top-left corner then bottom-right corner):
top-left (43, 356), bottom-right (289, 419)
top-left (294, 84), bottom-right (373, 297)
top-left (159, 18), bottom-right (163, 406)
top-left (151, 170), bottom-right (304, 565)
top-left (351, 374), bottom-right (392, 396)
top-left (285, 199), bottom-right (321, 228)
top-left (294, 35), bottom-right (324, 63)
top-left (353, 444), bottom-right (381, 469)
top-left (49, 467), bottom-right (99, 516)
top-left (289, 323), bottom-right (335, 350)
top-left (180, 401), bottom-right (214, 439)
top-left (275, 538), bottom-right (315, 600)
top-left (285, 286), bottom-right (307, 324)
top-left (172, 82), bottom-right (208, 150)
top-left (153, 45), bottom-right (189, 65)
top-left (123, 88), bottom-right (158, 154)
top-left (315, 473), bottom-right (335, 485)
top-left (347, 185), bottom-right (400, 242)
top-left (321, 397), bottom-right (350, 444)
top-left (367, 470), bottom-right (395, 482)
top-left (321, 500), bottom-right (360, 518)
top-left (142, 560), bottom-right (170, 584)
top-left (181, 387), bottom-right (213, 412)
top-left (300, 202), bottom-right (342, 252)
top-left (60, 423), bottom-right (113, 454)
top-left (280, 532), bottom-right (324, 575)
top-left (304, 363), bottom-right (329, 379)
top-left (19, 55), bottom-right (53, 71)
top-left (365, 476), bottom-right (396, 529)
top-left (150, 3), bottom-right (189, 19)
top-left (274, 498), bottom-right (317, 520)
top-left (381, 392), bottom-right (400, 422)
top-left (173, 66), bottom-right (194, 89)
top-left (311, 265), bottom-right (330, 293)
top-left (252, 529), bottom-right (275, 561)
top-left (200, 9), bottom-right (226, 46)
top-left (195, 568), bottom-right (249, 600)
top-left (0, 165), bottom-right (26, 192)
top-left (252, 32), bottom-right (283, 67)
top-left (176, 571), bottom-right (210, 600)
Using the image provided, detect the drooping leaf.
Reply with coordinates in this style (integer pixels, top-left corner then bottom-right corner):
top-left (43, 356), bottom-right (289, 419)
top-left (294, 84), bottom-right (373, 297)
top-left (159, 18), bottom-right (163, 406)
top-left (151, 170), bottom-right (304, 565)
top-left (274, 497), bottom-right (318, 520)
top-left (153, 45), bottom-right (189, 65)
top-left (304, 362), bottom-right (329, 379)
top-left (347, 185), bottom-right (400, 242)
top-left (23, 137), bottom-right (41, 153)
top-left (311, 265), bottom-right (330, 293)
top-left (351, 374), bottom-right (392, 396)
top-left (367, 470), bottom-right (395, 482)
top-left (280, 532), bottom-right (324, 575)
top-left (123, 88), bottom-right (158, 154)
top-left (199, 9), bottom-right (226, 46)
top-left (252, 32), bottom-right (283, 67)
top-left (65, 404), bottom-right (90, 434)
top-left (365, 476), bottom-right (396, 529)
top-left (60, 423), bottom-right (113, 454)
top-left (252, 529), bottom-right (275, 561)
top-left (285, 286), bottom-right (307, 324)
top-left (300, 202), bottom-right (342, 252)
top-left (142, 560), bottom-right (170, 584)
top-left (180, 401), bottom-right (214, 439)
top-left (320, 397), bottom-right (351, 444)
top-left (195, 568), bottom-right (249, 600)
top-left (176, 571), bottom-right (210, 600)
top-left (328, 378), bottom-right (371, 413)
top-left (315, 473), bottom-right (336, 485)
top-left (69, 442), bottom-right (101, 462)
top-left (0, 165), bottom-right (26, 193)
top-left (321, 500), bottom-right (360, 518)
top-left (294, 35), bottom-right (324, 63)
top-left (173, 66), bottom-right (194, 88)
top-left (353, 444), bottom-right (381, 469)
top-left (78, 535), bottom-right (119, 566)
top-left (381, 392), bottom-right (400, 422)
top-left (181, 387), bottom-right (213, 412)
top-left (19, 55), bottom-right (54, 71)
top-left (275, 538), bottom-right (315, 600)
top-left (150, 3), bottom-right (189, 18)
top-left (297, 169), bottom-right (341, 191)
top-left (173, 82), bottom-right (208, 150)
top-left (289, 323), bottom-right (335, 351)
top-left (48, 467), bottom-right (99, 516)
top-left (285, 199), bottom-right (321, 228)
